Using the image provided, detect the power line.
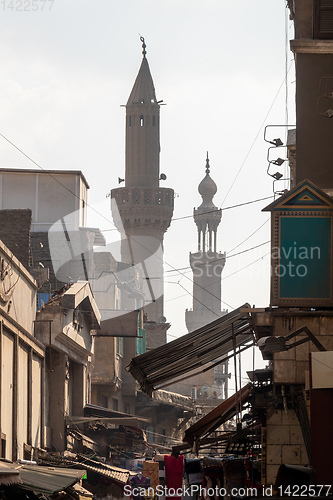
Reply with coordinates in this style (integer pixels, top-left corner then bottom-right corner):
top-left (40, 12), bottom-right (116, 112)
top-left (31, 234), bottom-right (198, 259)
top-left (177, 281), bottom-right (234, 311)
top-left (221, 61), bottom-right (294, 207)
top-left (228, 240), bottom-right (270, 259)
top-left (165, 239), bottom-right (270, 276)
top-left (226, 218), bottom-right (270, 254)
top-left (165, 251), bottom-right (271, 310)
top-left (223, 252), bottom-right (270, 280)
top-left (0, 130), bottom-right (236, 319)
top-left (0, 131), bottom-right (116, 229)
top-left (0, 132), bottom-right (270, 323)
top-left (99, 194), bottom-right (274, 233)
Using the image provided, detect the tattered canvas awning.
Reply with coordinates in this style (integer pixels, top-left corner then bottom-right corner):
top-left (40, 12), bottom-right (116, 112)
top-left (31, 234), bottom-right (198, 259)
top-left (127, 304), bottom-right (253, 396)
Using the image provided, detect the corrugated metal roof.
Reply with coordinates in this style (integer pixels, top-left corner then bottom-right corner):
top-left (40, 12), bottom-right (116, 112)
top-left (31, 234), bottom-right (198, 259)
top-left (71, 456), bottom-right (130, 485)
top-left (14, 464), bottom-right (85, 495)
top-left (183, 383), bottom-right (253, 446)
top-left (127, 304), bottom-right (253, 396)
top-left (0, 462), bottom-right (22, 486)
top-left (84, 403), bottom-right (151, 423)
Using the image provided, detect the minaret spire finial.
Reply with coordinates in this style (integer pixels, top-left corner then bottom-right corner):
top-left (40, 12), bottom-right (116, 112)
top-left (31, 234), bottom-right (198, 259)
top-left (140, 35), bottom-right (147, 58)
top-left (205, 151), bottom-right (210, 175)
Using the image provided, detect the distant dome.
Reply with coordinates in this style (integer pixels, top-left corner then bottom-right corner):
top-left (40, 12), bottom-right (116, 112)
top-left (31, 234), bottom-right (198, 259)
top-left (197, 154), bottom-right (218, 207)
top-left (198, 173), bottom-right (217, 203)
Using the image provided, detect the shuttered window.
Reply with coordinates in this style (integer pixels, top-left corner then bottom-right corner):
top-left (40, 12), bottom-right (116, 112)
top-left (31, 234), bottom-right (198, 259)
top-left (315, 0), bottom-right (333, 38)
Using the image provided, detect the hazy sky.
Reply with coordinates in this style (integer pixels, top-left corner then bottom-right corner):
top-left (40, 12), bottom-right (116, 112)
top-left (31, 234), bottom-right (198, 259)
top-left (0, 1), bottom-right (296, 382)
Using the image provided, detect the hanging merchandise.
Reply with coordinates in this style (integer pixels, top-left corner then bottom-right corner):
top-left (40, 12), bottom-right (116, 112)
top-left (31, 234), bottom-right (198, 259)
top-left (164, 453), bottom-right (184, 500)
top-left (143, 461), bottom-right (159, 493)
top-left (184, 458), bottom-right (202, 486)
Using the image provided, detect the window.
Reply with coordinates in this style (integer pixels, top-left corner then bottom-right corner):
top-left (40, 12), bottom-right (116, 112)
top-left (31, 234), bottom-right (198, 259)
top-left (101, 395), bottom-right (108, 408)
top-left (136, 328), bottom-right (146, 355)
top-left (129, 115), bottom-right (132, 126)
top-left (140, 115), bottom-right (144, 127)
top-left (112, 398), bottom-right (118, 411)
top-left (153, 115), bottom-right (156, 126)
top-left (1, 433), bottom-right (5, 458)
top-left (73, 308), bottom-right (83, 331)
top-left (116, 337), bottom-right (124, 357)
top-left (315, 0), bottom-right (333, 38)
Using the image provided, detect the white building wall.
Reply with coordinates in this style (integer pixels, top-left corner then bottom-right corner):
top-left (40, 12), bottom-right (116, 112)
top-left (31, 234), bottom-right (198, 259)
top-left (31, 354), bottom-right (42, 449)
top-left (17, 344), bottom-right (29, 460)
top-left (1, 331), bottom-right (14, 460)
top-left (0, 170), bottom-right (88, 232)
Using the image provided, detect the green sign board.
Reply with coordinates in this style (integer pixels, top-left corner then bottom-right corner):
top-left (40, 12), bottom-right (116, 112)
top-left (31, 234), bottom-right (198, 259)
top-left (278, 216), bottom-right (331, 299)
top-left (263, 179), bottom-right (333, 307)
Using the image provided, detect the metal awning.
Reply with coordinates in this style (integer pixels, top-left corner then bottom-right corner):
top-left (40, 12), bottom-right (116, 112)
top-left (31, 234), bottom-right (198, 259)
top-left (183, 383), bottom-right (253, 447)
top-left (71, 456), bottom-right (130, 485)
top-left (14, 464), bottom-right (85, 495)
top-left (0, 462), bottom-right (22, 486)
top-left (84, 403), bottom-right (151, 423)
top-left (127, 304), bottom-right (253, 396)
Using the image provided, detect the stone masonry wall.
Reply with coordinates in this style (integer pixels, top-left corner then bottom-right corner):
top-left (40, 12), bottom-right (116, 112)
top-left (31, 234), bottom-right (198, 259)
top-left (266, 408), bottom-right (308, 485)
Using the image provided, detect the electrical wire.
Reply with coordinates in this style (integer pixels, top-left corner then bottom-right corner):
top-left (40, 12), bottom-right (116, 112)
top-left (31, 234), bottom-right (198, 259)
top-left (0, 130), bottom-right (239, 318)
top-left (165, 239), bottom-right (270, 276)
top-left (226, 218), bottom-right (270, 254)
top-left (223, 252), bottom-right (270, 280)
top-left (0, 131), bottom-right (116, 229)
top-left (177, 281), bottom-right (234, 310)
top-left (221, 61), bottom-right (294, 207)
top-left (0, 132), bottom-right (269, 325)
top-left (99, 194), bottom-right (274, 233)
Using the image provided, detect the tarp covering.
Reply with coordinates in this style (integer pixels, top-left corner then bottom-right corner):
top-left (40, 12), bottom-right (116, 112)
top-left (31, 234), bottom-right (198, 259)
top-left (127, 304), bottom-right (253, 395)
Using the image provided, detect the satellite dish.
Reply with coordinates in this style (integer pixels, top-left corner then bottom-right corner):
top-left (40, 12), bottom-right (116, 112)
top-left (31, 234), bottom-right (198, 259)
top-left (159, 173), bottom-right (167, 181)
top-left (118, 177), bottom-right (125, 184)
top-left (158, 316), bottom-right (167, 323)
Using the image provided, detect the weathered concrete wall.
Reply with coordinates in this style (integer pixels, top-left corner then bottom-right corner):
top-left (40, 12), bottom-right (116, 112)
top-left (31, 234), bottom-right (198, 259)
top-left (49, 350), bottom-right (66, 451)
top-left (293, 0), bottom-right (314, 39)
top-left (0, 239), bottom-right (37, 333)
top-left (92, 336), bottom-right (118, 383)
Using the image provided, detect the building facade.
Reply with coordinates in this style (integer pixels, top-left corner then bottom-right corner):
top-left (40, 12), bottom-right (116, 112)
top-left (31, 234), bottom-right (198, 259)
top-left (0, 237), bottom-right (44, 461)
top-left (249, 1), bottom-right (333, 484)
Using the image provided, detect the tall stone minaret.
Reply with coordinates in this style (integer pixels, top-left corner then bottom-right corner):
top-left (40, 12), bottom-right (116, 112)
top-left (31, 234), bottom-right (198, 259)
top-left (185, 154), bottom-right (229, 398)
top-left (111, 38), bottom-right (174, 348)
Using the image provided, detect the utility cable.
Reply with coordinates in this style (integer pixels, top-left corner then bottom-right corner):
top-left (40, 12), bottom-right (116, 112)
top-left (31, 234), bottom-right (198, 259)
top-left (0, 131), bottom-right (266, 322)
top-left (221, 62), bottom-right (293, 207)
top-left (226, 218), bottom-right (270, 254)
top-left (0, 128), bottom-right (274, 233)
top-left (165, 239), bottom-right (270, 276)
top-left (100, 194), bottom-right (274, 233)
top-left (0, 131), bottom-right (117, 229)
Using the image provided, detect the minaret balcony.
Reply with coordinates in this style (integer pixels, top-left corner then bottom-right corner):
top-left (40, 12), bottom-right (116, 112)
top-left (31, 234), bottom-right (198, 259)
top-left (112, 186), bottom-right (174, 208)
top-left (111, 186), bottom-right (174, 233)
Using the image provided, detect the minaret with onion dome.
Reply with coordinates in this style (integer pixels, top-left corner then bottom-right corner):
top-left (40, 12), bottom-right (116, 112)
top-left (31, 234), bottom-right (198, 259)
top-left (185, 154), bottom-right (229, 398)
